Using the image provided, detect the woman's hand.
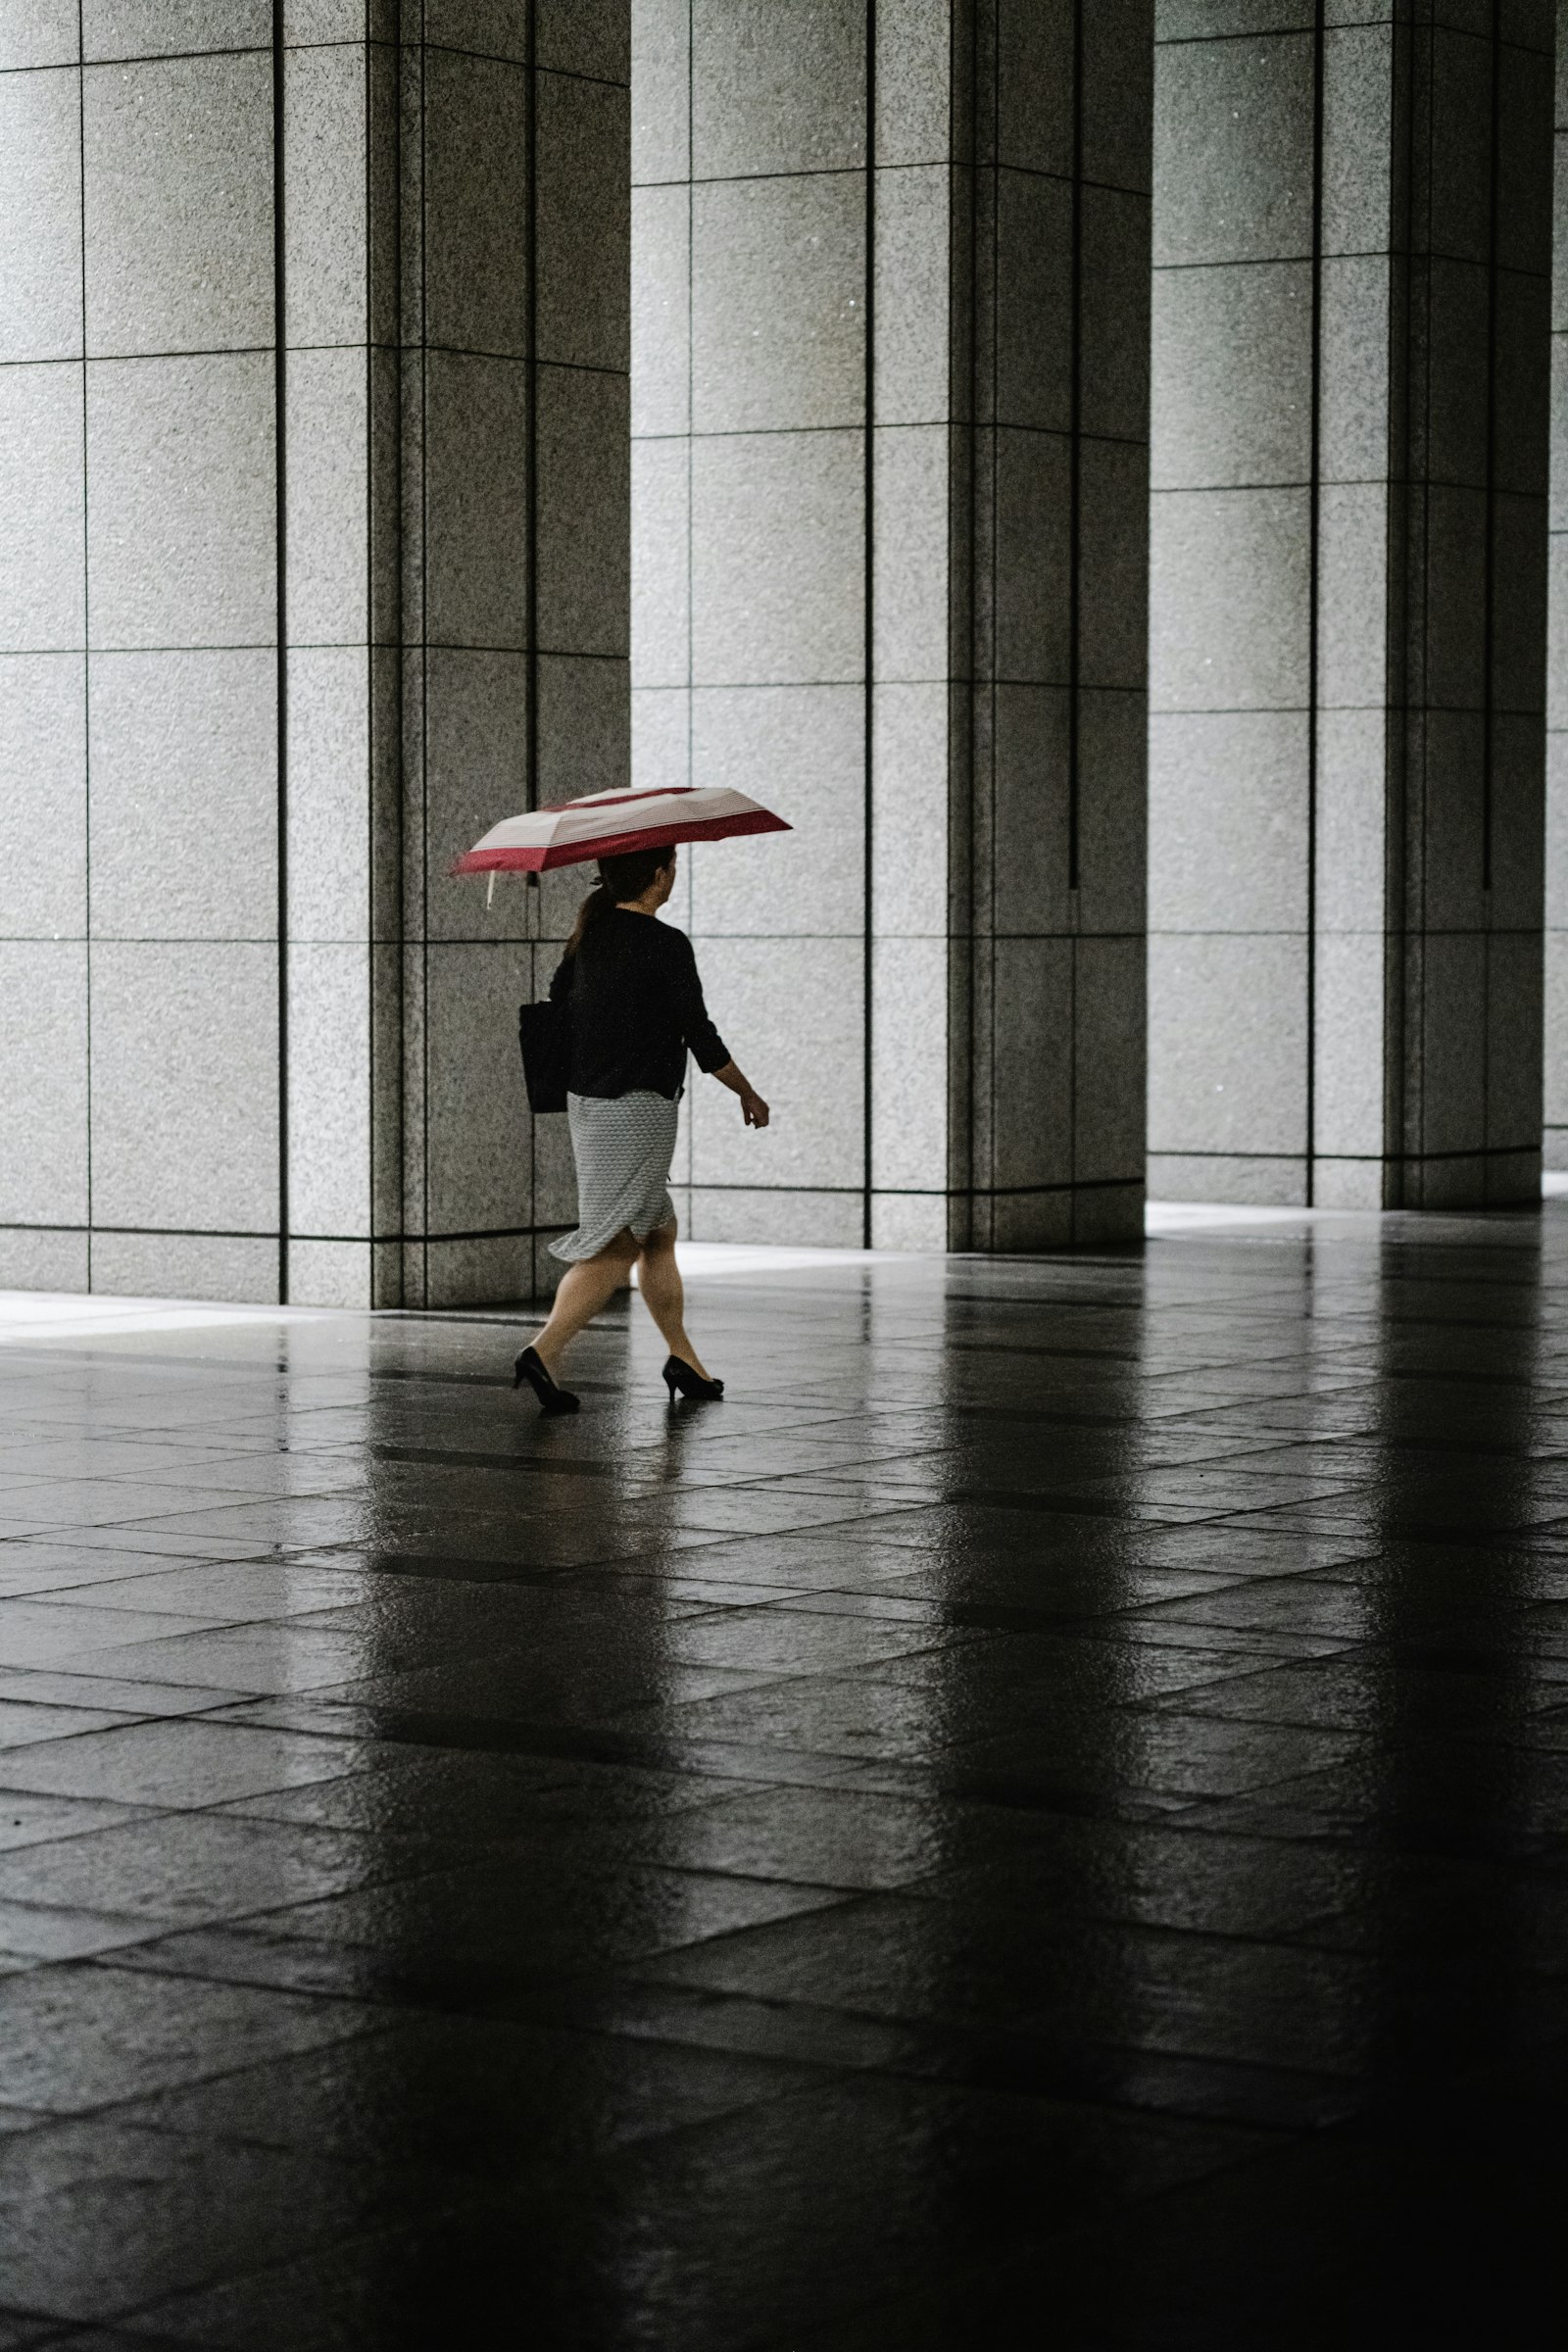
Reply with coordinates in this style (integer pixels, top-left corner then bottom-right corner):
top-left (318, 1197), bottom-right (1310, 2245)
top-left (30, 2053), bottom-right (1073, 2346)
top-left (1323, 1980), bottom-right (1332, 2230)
top-left (713, 1061), bottom-right (770, 1128)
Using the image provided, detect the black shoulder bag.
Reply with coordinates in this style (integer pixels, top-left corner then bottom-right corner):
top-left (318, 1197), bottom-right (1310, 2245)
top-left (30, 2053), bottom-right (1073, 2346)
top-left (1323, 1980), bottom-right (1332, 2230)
top-left (518, 995), bottom-right (570, 1114)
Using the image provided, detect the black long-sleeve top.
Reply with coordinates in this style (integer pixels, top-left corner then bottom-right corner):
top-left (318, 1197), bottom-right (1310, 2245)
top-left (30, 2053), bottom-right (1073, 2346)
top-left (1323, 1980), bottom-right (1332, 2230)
top-left (550, 908), bottom-right (730, 1101)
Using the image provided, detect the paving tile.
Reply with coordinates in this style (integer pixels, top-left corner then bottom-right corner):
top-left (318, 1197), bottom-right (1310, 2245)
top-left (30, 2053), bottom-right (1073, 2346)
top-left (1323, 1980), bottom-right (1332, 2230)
top-left (0, 1600), bottom-right (230, 1668)
top-left (0, 2118), bottom-right (414, 2328)
top-left (109, 2010), bottom-right (823, 2176)
top-left (0, 1722), bottom-right (365, 1809)
top-left (2, 1896), bottom-right (175, 1965)
top-left (215, 1847), bottom-right (849, 2002)
top-left (0, 1812), bottom-right (436, 1933)
top-left (0, 1669), bottom-right (243, 1717)
top-left (0, 1964), bottom-right (381, 2116)
top-left (0, 1794), bottom-right (159, 1856)
top-left (0, 1699), bottom-right (140, 1749)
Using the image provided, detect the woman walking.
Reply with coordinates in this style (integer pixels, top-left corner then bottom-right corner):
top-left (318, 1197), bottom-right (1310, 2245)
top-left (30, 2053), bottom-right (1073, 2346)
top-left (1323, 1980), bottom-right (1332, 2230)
top-left (514, 843), bottom-right (769, 1417)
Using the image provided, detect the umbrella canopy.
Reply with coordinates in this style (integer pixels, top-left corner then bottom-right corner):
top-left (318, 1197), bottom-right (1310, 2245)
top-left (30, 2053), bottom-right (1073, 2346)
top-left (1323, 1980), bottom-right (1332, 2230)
top-left (452, 784), bottom-right (790, 876)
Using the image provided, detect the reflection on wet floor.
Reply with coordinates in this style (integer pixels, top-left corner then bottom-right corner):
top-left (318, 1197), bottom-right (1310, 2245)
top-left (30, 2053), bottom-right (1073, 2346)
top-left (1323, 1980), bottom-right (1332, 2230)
top-left (1, 1209), bottom-right (1567, 2343)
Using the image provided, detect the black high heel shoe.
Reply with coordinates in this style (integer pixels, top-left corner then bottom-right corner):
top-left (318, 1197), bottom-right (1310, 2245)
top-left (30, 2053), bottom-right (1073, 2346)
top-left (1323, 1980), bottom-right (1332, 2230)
top-left (514, 1347), bottom-right (579, 1416)
top-left (662, 1354), bottom-right (724, 1401)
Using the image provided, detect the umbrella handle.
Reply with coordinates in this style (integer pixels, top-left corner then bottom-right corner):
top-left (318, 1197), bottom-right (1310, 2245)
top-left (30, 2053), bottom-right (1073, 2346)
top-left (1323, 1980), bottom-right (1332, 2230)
top-left (487, 872), bottom-right (496, 909)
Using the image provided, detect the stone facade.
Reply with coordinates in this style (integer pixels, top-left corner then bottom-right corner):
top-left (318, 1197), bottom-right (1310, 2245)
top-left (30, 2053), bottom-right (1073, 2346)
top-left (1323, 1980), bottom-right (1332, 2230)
top-left (1150, 3), bottom-right (1553, 1209)
top-left (4, 2), bottom-right (1565, 1301)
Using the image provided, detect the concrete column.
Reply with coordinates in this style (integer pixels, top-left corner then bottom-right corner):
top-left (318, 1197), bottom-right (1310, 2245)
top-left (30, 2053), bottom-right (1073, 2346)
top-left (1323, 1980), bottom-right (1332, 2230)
top-left (631, 0), bottom-right (1152, 1250)
top-left (1150, 4), bottom-right (1552, 1210)
top-left (0, 4), bottom-right (629, 1305)
top-left (291, 4), bottom-right (628, 1308)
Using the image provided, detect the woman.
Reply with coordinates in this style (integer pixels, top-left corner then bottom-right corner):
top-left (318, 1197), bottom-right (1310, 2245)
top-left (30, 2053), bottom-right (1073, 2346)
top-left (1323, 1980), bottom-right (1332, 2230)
top-left (514, 842), bottom-right (769, 1416)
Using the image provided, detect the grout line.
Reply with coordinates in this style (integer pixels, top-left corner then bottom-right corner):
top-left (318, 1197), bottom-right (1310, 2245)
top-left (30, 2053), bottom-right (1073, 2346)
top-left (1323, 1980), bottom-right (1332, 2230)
top-left (1066, 0), bottom-right (1085, 1242)
top-left (1304, 1), bottom-right (1324, 1208)
top-left (683, 0), bottom-right (696, 1208)
top-left (1152, 18), bottom-right (1543, 52)
top-left (77, 1), bottom-right (91, 1294)
top-left (1480, 0), bottom-right (1503, 1207)
top-left (419, 26), bottom-right (430, 1311)
top-left (392, 21), bottom-right (408, 1310)
top-left (0, 39), bottom-right (630, 87)
top-left (0, 344), bottom-right (633, 376)
top-left (364, 23), bottom-right (375, 1306)
top-left (1066, 0), bottom-right (1083, 900)
top-left (1149, 246), bottom-right (1547, 279)
top-left (1, 642), bottom-right (632, 662)
top-left (272, 7), bottom-right (289, 1306)
top-left (988, 8), bottom-right (999, 1255)
top-left (862, 0), bottom-right (876, 1253)
top-left (1403, 14), bottom-right (1432, 1201)
top-left (637, 160), bottom-right (1154, 198)
top-left (687, 0), bottom-right (695, 796)
top-left (628, 418), bottom-right (1151, 450)
top-left (525, 0), bottom-right (540, 1285)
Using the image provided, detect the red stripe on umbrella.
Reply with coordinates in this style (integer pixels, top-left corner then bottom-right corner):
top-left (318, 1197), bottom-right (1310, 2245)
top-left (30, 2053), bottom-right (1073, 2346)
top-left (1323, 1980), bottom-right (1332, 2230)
top-left (451, 785), bottom-right (790, 877)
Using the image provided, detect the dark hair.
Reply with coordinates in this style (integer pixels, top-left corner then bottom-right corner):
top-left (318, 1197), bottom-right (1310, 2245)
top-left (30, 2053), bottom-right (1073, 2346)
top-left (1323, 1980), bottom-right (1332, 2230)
top-left (564, 843), bottom-right (675, 956)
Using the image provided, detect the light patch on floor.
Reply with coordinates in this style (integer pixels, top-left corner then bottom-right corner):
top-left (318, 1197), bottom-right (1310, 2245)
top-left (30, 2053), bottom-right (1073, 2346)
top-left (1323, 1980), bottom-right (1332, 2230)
top-left (9, 1176), bottom-right (1565, 1333)
top-left (0, 1293), bottom-right (337, 1344)
top-left (648, 1243), bottom-right (913, 1282)
top-left (1144, 1200), bottom-right (1379, 1235)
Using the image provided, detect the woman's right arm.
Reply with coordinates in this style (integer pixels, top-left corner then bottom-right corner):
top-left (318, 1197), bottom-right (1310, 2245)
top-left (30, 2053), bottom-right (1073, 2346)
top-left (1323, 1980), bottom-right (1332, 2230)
top-left (669, 935), bottom-right (768, 1126)
top-left (710, 1060), bottom-right (769, 1128)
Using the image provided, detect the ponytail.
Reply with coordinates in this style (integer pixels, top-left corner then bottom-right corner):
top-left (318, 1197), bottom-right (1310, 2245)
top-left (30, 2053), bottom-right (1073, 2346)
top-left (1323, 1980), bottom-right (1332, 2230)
top-left (564, 843), bottom-right (675, 956)
top-left (564, 878), bottom-right (615, 957)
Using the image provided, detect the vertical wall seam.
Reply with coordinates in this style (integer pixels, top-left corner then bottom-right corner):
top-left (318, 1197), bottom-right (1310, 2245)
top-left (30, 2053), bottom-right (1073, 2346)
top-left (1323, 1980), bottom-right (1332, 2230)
top-left (862, 0), bottom-right (876, 1250)
top-left (1066, 0), bottom-right (1084, 1241)
top-left (273, 4), bottom-right (290, 1301)
top-left (1481, 0), bottom-right (1500, 903)
top-left (1480, 0), bottom-right (1503, 1188)
top-left (525, 1), bottom-right (539, 1277)
top-left (391, 15), bottom-right (407, 1305)
top-left (955, 0), bottom-right (979, 1251)
top-left (365, 23), bottom-right (375, 1302)
top-left (686, 0), bottom-right (695, 1204)
top-left (418, 15), bottom-right (430, 1304)
top-left (987, 5), bottom-right (998, 1247)
top-left (1305, 0), bottom-right (1325, 1205)
top-left (525, 7), bottom-right (539, 820)
top-left (1415, 15), bottom-right (1435, 1192)
top-left (1392, 4), bottom-right (1419, 1195)
top-left (686, 0), bottom-right (694, 806)
top-left (1066, 0), bottom-right (1083, 901)
top-left (78, 2), bottom-right (90, 1289)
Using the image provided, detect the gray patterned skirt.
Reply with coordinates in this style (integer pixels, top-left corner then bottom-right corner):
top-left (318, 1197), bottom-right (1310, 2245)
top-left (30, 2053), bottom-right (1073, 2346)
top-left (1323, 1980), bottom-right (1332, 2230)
top-left (549, 1090), bottom-right (680, 1262)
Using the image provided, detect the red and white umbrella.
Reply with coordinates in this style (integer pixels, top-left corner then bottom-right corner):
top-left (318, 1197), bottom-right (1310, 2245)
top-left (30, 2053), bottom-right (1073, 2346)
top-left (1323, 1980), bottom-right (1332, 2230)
top-left (452, 784), bottom-right (790, 877)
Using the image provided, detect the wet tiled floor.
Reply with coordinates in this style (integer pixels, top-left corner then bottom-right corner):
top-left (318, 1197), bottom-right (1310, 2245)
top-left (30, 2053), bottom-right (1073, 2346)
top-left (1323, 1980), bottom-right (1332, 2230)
top-left (2, 1211), bottom-right (1567, 2344)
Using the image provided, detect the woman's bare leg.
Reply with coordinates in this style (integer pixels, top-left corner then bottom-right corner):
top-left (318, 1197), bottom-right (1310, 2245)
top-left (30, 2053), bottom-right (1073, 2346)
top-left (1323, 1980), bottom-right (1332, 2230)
top-left (636, 1223), bottom-right (711, 1379)
top-left (529, 1234), bottom-right (638, 1372)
